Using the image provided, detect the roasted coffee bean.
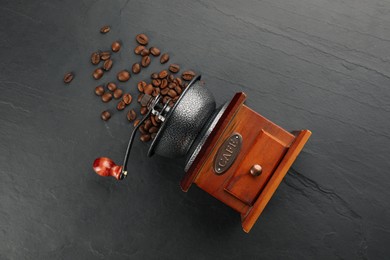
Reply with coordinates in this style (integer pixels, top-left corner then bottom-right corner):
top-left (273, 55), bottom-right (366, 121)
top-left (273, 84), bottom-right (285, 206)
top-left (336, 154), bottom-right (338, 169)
top-left (182, 70), bottom-right (196, 81)
top-left (139, 125), bottom-right (148, 134)
top-left (103, 59), bottom-right (113, 71)
top-left (184, 82), bottom-right (189, 88)
top-left (111, 41), bottom-right (121, 52)
top-left (95, 85), bottom-right (104, 96)
top-left (100, 52), bottom-right (111, 61)
top-left (63, 72), bottom-right (74, 83)
top-left (152, 79), bottom-right (161, 87)
top-left (152, 87), bottom-right (160, 97)
top-left (168, 89), bottom-right (177, 98)
top-left (173, 96), bottom-right (180, 102)
top-left (140, 134), bottom-right (151, 142)
top-left (134, 45), bottom-right (146, 55)
top-left (161, 88), bottom-right (169, 95)
top-left (127, 109), bottom-right (137, 122)
top-left (122, 93), bottom-right (132, 105)
top-left (140, 106), bottom-right (148, 115)
top-left (162, 96), bottom-right (170, 104)
top-left (101, 110), bottom-right (111, 121)
top-left (141, 56), bottom-right (151, 67)
top-left (136, 34), bottom-right (149, 45)
top-left (160, 53), bottom-right (169, 64)
top-left (137, 93), bottom-right (144, 103)
top-left (168, 74), bottom-right (175, 82)
top-left (107, 82), bottom-right (117, 91)
top-left (140, 48), bottom-right (150, 56)
top-left (117, 70), bottom-right (130, 82)
top-left (100, 25), bottom-right (110, 34)
top-left (132, 63), bottom-right (141, 74)
top-left (144, 119), bottom-right (152, 131)
top-left (91, 52), bottom-right (100, 65)
top-left (113, 88), bottom-right (123, 99)
top-left (144, 84), bottom-right (154, 95)
top-left (175, 85), bottom-right (182, 95)
top-left (169, 100), bottom-right (174, 107)
top-left (149, 47), bottom-right (160, 56)
top-left (151, 132), bottom-right (157, 139)
top-left (137, 81), bottom-right (146, 92)
top-left (149, 126), bottom-right (158, 134)
top-left (168, 82), bottom-right (176, 89)
top-left (101, 92), bottom-right (112, 103)
top-left (151, 73), bottom-right (158, 79)
top-left (133, 119), bottom-right (140, 127)
top-left (117, 100), bottom-right (126, 111)
top-left (93, 68), bottom-right (104, 80)
top-left (160, 79), bottom-right (168, 89)
top-left (151, 115), bottom-right (158, 126)
top-left (158, 70), bottom-right (168, 79)
top-left (169, 64), bottom-right (180, 73)
top-left (174, 77), bottom-right (182, 86)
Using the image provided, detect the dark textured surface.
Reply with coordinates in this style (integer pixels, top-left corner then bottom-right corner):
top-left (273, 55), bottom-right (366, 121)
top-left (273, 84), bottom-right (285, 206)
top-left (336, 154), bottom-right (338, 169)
top-left (0, 0), bottom-right (389, 259)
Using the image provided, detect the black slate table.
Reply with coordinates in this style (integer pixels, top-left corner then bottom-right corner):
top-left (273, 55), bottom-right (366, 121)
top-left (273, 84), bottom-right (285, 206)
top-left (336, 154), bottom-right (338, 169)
top-left (1, 0), bottom-right (389, 259)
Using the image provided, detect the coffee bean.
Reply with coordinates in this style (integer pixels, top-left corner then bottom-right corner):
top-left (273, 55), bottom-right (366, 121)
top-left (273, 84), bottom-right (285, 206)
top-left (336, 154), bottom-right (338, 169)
top-left (134, 45), bottom-right (146, 55)
top-left (93, 68), bottom-right (104, 80)
top-left (101, 92), bottom-right (112, 103)
top-left (140, 106), bottom-right (148, 115)
top-left (132, 63), bottom-right (141, 74)
top-left (152, 87), bottom-right (160, 97)
top-left (63, 72), bottom-right (74, 83)
top-left (134, 119), bottom-right (140, 127)
top-left (100, 51), bottom-right (111, 61)
top-left (161, 88), bottom-right (169, 95)
top-left (122, 93), bottom-right (132, 105)
top-left (100, 25), bottom-right (110, 34)
top-left (182, 70), bottom-right (196, 81)
top-left (117, 70), bottom-right (130, 82)
top-left (95, 85), bottom-right (104, 96)
top-left (173, 96), bottom-right (180, 102)
top-left (140, 48), bottom-right (150, 56)
top-left (160, 79), bottom-right (168, 89)
top-left (140, 134), bottom-right (151, 142)
top-left (160, 53), bottom-right (169, 64)
top-left (111, 41), bottom-right (121, 52)
top-left (168, 89), bottom-right (177, 98)
top-left (184, 82), bottom-right (189, 88)
top-left (103, 59), bottom-right (113, 71)
top-left (168, 74), bottom-right (175, 82)
top-left (144, 119), bottom-right (152, 131)
top-left (113, 88), bottom-right (123, 99)
top-left (151, 115), bottom-right (158, 126)
top-left (136, 34), bottom-right (149, 45)
top-left (169, 64), bottom-right (180, 73)
top-left (149, 126), bottom-right (158, 134)
top-left (117, 100), bottom-right (126, 111)
top-left (162, 96), bottom-right (170, 104)
top-left (141, 56), bottom-right (151, 67)
top-left (101, 110), bottom-right (111, 121)
top-left (158, 70), bottom-right (168, 79)
top-left (107, 82), bottom-right (117, 91)
top-left (169, 100), bottom-right (174, 107)
top-left (91, 52), bottom-right (100, 65)
top-left (151, 73), bottom-right (158, 79)
top-left (168, 82), bottom-right (176, 89)
top-left (139, 125), bottom-right (148, 134)
top-left (152, 79), bottom-right (161, 87)
top-left (137, 81), bottom-right (146, 92)
top-left (127, 109), bottom-right (137, 122)
top-left (175, 85), bottom-right (182, 95)
top-left (149, 47), bottom-right (160, 56)
top-left (144, 84), bottom-right (153, 95)
top-left (151, 132), bottom-right (157, 139)
top-left (174, 77), bottom-right (183, 86)
top-left (137, 93), bottom-right (144, 103)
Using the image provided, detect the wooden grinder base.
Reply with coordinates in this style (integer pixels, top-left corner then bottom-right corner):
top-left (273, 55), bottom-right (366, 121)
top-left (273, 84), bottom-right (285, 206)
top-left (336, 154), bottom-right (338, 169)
top-left (180, 92), bottom-right (311, 233)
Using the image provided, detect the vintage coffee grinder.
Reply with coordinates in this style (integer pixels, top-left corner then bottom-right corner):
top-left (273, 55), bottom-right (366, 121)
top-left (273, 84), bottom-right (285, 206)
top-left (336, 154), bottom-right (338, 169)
top-left (93, 75), bottom-right (311, 232)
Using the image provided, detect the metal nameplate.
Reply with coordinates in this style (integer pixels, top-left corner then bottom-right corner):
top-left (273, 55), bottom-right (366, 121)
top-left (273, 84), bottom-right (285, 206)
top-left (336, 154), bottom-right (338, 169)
top-left (213, 133), bottom-right (242, 175)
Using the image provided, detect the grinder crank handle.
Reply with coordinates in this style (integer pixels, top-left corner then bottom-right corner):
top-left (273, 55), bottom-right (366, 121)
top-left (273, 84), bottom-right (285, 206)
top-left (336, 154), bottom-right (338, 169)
top-left (93, 106), bottom-right (153, 180)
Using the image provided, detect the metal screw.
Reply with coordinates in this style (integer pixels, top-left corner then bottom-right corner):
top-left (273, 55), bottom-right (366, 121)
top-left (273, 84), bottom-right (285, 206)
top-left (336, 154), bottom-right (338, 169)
top-left (250, 164), bottom-right (262, 176)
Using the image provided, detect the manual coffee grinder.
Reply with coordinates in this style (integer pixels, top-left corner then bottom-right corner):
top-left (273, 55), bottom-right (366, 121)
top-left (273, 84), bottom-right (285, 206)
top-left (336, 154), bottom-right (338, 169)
top-left (93, 75), bottom-right (311, 233)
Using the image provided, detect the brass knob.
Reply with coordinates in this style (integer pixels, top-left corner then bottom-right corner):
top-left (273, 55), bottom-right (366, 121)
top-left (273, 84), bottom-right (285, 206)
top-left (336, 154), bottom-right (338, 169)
top-left (250, 164), bottom-right (262, 176)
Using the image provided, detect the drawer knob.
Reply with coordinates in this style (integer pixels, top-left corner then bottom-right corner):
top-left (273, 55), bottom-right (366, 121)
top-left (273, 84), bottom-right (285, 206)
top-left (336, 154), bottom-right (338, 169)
top-left (250, 164), bottom-right (262, 176)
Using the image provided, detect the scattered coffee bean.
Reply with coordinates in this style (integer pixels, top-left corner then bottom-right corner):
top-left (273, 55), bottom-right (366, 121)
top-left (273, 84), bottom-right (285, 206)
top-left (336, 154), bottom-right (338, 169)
top-left (137, 93), bottom-right (144, 103)
top-left (136, 34), bottom-right (149, 45)
top-left (93, 68), bottom-right (104, 80)
top-left (117, 100), bottom-right (126, 111)
top-left (152, 87), bottom-right (160, 97)
top-left (168, 82), bottom-right (176, 89)
top-left (100, 25), bottom-right (110, 34)
top-left (151, 132), bottom-right (157, 139)
top-left (107, 82), bottom-right (117, 91)
top-left (169, 64), bottom-right (180, 73)
top-left (158, 70), bottom-right (168, 79)
top-left (161, 87), bottom-right (169, 95)
top-left (140, 134), bottom-right (151, 142)
top-left (149, 126), bottom-right (158, 134)
top-left (144, 84), bottom-right (153, 95)
top-left (141, 56), bottom-right (151, 67)
top-left (91, 52), bottom-right (100, 65)
top-left (168, 74), bottom-right (175, 82)
top-left (127, 109), bottom-right (137, 122)
top-left (101, 110), bottom-right (111, 121)
top-left (140, 48), bottom-right (150, 56)
top-left (173, 96), bottom-right (180, 102)
top-left (134, 119), bottom-right (140, 127)
top-left (103, 59), bottom-right (113, 71)
top-left (63, 72), bottom-right (74, 83)
top-left (160, 53), bottom-right (169, 64)
top-left (144, 119), bottom-right (152, 131)
top-left (101, 92), bottom-right (112, 103)
top-left (139, 125), bottom-right (148, 134)
top-left (117, 70), bottom-right (130, 82)
top-left (152, 79), bottom-right (161, 87)
top-left (111, 41), bottom-right (121, 52)
top-left (95, 85), bottom-right (104, 96)
top-left (100, 51), bottom-right (111, 61)
top-left (150, 116), bottom-right (158, 126)
top-left (149, 47), bottom-right (160, 56)
top-left (151, 73), bottom-right (158, 79)
top-left (182, 70), bottom-right (196, 81)
top-left (140, 106), bottom-right (148, 115)
top-left (175, 77), bottom-right (182, 85)
top-left (132, 63), bottom-right (141, 74)
top-left (122, 93), bottom-right (132, 105)
top-left (134, 45), bottom-right (146, 55)
top-left (113, 88), bottom-right (123, 99)
top-left (175, 85), bottom-right (182, 95)
top-left (160, 79), bottom-right (168, 89)
top-left (162, 96), bottom-right (170, 104)
top-left (168, 89), bottom-right (177, 98)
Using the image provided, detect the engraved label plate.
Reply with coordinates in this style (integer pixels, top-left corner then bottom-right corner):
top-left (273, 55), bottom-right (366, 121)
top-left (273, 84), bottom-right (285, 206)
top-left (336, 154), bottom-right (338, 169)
top-left (213, 133), bottom-right (242, 175)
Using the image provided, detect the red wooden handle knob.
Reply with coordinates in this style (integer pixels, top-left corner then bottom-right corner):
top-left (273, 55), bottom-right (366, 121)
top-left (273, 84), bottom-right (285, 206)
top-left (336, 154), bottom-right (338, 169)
top-left (93, 157), bottom-right (123, 180)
